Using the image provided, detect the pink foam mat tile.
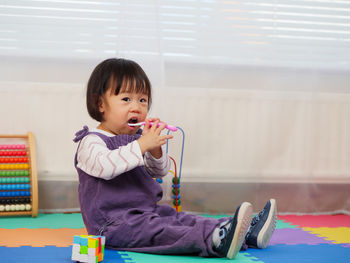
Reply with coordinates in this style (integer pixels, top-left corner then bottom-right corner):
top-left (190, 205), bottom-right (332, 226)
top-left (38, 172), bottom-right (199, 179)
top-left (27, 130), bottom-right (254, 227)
top-left (277, 214), bottom-right (350, 228)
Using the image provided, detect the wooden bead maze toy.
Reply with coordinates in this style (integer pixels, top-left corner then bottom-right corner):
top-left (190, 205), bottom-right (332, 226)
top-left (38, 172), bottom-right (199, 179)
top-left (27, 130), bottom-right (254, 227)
top-left (166, 126), bottom-right (185, 213)
top-left (0, 132), bottom-right (38, 217)
top-left (153, 124), bottom-right (185, 212)
top-left (131, 121), bottom-right (185, 212)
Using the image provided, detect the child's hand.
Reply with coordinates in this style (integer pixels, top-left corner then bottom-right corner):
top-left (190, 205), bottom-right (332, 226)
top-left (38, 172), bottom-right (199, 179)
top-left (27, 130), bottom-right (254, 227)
top-left (137, 118), bottom-right (173, 157)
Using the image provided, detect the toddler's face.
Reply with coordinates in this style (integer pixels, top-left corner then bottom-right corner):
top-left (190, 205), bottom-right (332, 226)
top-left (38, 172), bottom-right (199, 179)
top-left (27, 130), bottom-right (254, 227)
top-left (98, 90), bottom-right (148, 135)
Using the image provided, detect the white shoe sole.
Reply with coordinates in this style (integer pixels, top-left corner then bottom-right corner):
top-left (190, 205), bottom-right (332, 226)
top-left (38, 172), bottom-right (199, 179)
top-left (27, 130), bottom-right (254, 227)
top-left (226, 202), bottom-right (253, 259)
top-left (256, 198), bottom-right (277, 249)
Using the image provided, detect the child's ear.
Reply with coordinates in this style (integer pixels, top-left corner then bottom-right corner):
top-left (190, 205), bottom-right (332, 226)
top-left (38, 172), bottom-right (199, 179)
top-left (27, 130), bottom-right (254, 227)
top-left (98, 97), bottom-right (105, 113)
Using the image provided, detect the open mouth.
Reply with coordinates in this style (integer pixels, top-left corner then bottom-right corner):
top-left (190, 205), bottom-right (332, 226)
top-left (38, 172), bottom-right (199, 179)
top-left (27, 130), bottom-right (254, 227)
top-left (128, 117), bottom-right (138, 124)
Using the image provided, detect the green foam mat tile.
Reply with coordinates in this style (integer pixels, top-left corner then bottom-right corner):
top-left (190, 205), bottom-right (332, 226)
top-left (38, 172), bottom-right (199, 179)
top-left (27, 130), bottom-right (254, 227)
top-left (125, 251), bottom-right (264, 263)
top-left (275, 219), bottom-right (298, 229)
top-left (0, 213), bottom-right (85, 229)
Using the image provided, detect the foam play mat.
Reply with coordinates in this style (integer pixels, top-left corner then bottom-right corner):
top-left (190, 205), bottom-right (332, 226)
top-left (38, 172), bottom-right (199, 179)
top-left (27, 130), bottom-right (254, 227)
top-left (0, 213), bottom-right (349, 262)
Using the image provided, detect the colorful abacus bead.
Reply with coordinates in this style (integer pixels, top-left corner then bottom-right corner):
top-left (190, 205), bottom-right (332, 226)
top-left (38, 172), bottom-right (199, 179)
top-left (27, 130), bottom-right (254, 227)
top-left (0, 203), bottom-right (29, 211)
top-left (0, 150), bottom-right (27, 157)
top-left (0, 133), bottom-right (38, 217)
top-left (0, 163), bottom-right (29, 170)
top-left (0, 184), bottom-right (30, 190)
top-left (0, 198), bottom-right (30, 205)
top-left (0, 157), bottom-right (28, 163)
top-left (0, 144), bottom-right (25, 150)
top-left (0, 170), bottom-right (29, 176)
top-left (0, 191), bottom-right (30, 197)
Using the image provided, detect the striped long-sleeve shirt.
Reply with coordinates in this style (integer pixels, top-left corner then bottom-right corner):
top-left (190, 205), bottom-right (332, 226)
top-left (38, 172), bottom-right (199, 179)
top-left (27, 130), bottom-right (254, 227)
top-left (76, 128), bottom-right (170, 180)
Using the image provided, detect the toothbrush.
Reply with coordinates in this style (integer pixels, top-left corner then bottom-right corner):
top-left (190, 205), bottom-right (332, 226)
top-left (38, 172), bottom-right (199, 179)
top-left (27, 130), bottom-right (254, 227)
top-left (128, 121), bottom-right (178, 132)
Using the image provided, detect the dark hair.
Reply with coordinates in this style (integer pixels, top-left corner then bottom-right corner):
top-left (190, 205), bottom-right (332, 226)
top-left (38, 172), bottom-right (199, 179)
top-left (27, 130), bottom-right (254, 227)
top-left (86, 58), bottom-right (152, 122)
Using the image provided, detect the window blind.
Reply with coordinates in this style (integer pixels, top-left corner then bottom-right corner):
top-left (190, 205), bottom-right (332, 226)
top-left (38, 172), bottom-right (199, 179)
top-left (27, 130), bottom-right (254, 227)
top-left (0, 0), bottom-right (349, 70)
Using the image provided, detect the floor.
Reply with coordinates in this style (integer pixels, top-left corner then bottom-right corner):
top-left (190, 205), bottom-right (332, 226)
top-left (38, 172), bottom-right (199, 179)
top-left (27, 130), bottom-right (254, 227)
top-left (0, 213), bottom-right (349, 262)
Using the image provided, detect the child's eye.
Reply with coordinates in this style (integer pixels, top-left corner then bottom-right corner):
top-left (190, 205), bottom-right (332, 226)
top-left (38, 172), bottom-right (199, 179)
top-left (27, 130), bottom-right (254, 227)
top-left (140, 98), bottom-right (147, 103)
top-left (122, 97), bottom-right (130, 102)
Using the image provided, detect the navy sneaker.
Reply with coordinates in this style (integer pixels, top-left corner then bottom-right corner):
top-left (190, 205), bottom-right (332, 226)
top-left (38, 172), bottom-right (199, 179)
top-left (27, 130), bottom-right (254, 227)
top-left (216, 202), bottom-right (253, 259)
top-left (245, 199), bottom-right (277, 249)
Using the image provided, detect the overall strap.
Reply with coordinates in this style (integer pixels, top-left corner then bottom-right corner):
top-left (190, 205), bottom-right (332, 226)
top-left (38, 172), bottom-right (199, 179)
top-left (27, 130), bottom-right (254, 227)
top-left (73, 126), bottom-right (109, 166)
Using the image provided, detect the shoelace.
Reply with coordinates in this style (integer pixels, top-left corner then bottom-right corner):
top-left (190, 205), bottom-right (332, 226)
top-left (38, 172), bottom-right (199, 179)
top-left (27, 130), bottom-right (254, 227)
top-left (245, 207), bottom-right (266, 239)
top-left (252, 207), bottom-right (265, 226)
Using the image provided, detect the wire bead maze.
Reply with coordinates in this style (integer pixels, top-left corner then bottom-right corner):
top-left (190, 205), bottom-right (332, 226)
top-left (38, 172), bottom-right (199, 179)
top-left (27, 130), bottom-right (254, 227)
top-left (157, 126), bottom-right (184, 212)
top-left (0, 132), bottom-right (38, 217)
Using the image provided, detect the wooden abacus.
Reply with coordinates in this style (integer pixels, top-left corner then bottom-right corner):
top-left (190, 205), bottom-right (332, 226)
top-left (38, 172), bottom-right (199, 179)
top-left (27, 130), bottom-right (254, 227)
top-left (0, 132), bottom-right (38, 217)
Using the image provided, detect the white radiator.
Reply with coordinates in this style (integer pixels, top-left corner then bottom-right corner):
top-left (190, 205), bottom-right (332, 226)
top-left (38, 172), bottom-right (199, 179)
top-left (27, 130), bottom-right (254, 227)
top-left (153, 88), bottom-right (350, 184)
top-left (1, 82), bottom-right (350, 184)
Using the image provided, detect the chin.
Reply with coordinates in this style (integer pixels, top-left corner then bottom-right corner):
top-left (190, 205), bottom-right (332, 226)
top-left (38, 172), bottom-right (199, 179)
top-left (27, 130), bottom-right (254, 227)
top-left (125, 129), bottom-right (138, 135)
top-left (131, 129), bottom-right (140, 135)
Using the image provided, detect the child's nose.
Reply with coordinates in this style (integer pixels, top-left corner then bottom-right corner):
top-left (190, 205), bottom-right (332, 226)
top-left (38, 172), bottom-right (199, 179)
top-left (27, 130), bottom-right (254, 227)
top-left (130, 101), bottom-right (141, 112)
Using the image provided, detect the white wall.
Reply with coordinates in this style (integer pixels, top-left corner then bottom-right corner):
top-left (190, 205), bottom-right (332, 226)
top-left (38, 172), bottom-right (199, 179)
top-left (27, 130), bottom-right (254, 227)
top-left (1, 59), bottom-right (350, 186)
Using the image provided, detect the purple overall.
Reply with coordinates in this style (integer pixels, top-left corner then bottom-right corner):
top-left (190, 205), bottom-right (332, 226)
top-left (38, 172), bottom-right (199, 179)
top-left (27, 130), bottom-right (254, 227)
top-left (73, 126), bottom-right (228, 257)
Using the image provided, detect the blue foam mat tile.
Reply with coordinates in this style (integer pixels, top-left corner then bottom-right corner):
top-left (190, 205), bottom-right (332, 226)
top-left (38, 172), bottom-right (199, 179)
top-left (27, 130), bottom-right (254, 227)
top-left (0, 246), bottom-right (72, 263)
top-left (105, 249), bottom-right (135, 262)
top-left (0, 246), bottom-right (130, 263)
top-left (1, 244), bottom-right (349, 263)
top-left (245, 244), bottom-right (350, 263)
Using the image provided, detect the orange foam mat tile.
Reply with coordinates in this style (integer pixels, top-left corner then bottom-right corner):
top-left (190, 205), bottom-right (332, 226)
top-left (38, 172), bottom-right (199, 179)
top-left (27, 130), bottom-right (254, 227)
top-left (0, 228), bottom-right (87, 247)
